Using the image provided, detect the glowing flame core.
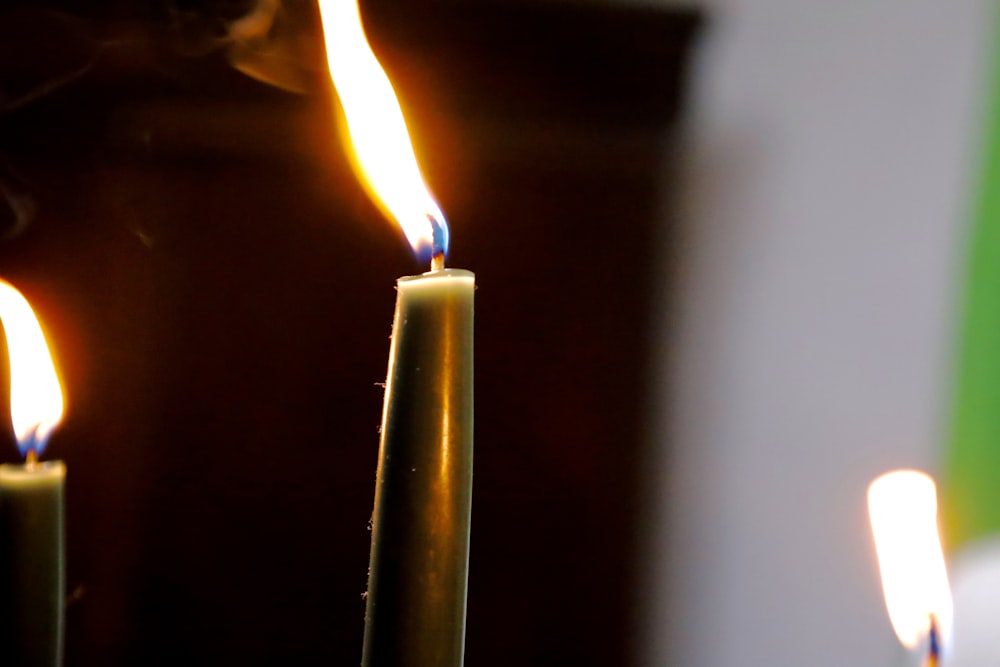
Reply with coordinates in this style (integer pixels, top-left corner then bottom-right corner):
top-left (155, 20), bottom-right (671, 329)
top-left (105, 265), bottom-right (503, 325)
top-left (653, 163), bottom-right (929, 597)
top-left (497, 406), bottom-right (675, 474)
top-left (318, 0), bottom-right (448, 261)
top-left (0, 280), bottom-right (64, 457)
top-left (868, 470), bottom-right (953, 650)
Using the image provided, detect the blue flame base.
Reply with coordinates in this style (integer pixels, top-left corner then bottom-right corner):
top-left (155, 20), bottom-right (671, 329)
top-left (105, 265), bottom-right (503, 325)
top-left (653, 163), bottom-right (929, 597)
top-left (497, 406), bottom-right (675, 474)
top-left (413, 213), bottom-right (449, 267)
top-left (16, 425), bottom-right (50, 460)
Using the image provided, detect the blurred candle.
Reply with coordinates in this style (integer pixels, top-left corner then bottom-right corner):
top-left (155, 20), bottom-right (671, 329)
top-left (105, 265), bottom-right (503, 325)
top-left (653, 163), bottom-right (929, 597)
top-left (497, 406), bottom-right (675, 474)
top-left (868, 470), bottom-right (952, 666)
top-left (317, 2), bottom-right (474, 665)
top-left (0, 279), bottom-right (66, 667)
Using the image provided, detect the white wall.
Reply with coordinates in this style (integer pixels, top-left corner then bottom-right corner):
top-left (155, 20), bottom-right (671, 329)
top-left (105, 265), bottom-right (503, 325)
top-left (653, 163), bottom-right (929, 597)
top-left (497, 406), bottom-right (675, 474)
top-left (643, 2), bottom-right (993, 665)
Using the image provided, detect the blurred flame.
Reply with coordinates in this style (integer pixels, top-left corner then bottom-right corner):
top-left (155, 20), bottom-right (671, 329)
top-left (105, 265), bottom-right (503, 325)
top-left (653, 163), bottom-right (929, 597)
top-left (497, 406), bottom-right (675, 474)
top-left (868, 470), bottom-right (953, 649)
top-left (0, 279), bottom-right (64, 456)
top-left (317, 0), bottom-right (447, 261)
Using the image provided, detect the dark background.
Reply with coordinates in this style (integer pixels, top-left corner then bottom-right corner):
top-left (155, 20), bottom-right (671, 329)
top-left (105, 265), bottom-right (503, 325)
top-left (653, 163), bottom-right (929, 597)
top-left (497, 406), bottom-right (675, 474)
top-left (0, 1), bottom-right (700, 664)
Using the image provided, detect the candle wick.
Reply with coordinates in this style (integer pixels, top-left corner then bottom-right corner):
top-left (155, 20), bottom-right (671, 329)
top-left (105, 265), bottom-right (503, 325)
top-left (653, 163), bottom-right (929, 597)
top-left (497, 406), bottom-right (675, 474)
top-left (25, 448), bottom-right (38, 467)
top-left (431, 252), bottom-right (445, 271)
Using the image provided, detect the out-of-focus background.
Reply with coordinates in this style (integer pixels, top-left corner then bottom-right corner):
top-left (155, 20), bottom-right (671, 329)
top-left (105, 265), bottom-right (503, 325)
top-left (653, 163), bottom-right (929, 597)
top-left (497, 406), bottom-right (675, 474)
top-left (642, 1), bottom-right (993, 666)
top-left (0, 0), bottom-right (995, 665)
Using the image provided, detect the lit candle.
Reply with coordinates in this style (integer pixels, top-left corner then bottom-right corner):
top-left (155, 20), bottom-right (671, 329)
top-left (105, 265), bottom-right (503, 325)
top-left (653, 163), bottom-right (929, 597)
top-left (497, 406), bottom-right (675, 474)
top-left (317, 2), bottom-right (474, 665)
top-left (868, 470), bottom-right (953, 667)
top-left (0, 279), bottom-right (67, 667)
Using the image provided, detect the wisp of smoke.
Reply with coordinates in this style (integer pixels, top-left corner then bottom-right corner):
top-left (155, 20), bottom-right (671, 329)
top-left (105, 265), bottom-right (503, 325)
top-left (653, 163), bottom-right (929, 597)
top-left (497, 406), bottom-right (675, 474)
top-left (0, 163), bottom-right (37, 239)
top-left (224, 0), bottom-right (319, 94)
top-left (0, 1), bottom-right (317, 232)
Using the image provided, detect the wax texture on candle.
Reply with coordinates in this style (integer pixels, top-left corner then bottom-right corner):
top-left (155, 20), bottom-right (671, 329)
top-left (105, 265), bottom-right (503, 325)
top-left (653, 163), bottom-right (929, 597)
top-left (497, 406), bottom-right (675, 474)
top-left (0, 461), bottom-right (65, 667)
top-left (363, 268), bottom-right (474, 667)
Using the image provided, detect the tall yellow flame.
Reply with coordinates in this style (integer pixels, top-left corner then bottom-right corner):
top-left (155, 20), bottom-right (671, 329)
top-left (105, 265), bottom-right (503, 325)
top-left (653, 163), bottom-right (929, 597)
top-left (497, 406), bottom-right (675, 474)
top-left (0, 279), bottom-right (64, 455)
top-left (868, 470), bottom-right (953, 650)
top-left (318, 0), bottom-right (446, 257)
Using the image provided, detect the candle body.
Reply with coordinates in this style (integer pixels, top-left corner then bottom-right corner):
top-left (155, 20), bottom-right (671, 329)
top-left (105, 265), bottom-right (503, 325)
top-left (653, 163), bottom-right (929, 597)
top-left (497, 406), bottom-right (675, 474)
top-left (363, 268), bottom-right (475, 667)
top-left (0, 461), bottom-right (65, 667)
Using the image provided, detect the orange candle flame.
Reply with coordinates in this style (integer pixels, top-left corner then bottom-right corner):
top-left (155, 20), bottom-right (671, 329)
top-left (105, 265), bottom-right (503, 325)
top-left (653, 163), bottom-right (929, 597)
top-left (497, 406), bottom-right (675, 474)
top-left (868, 470), bottom-right (953, 653)
top-left (317, 0), bottom-right (448, 263)
top-left (0, 279), bottom-right (64, 457)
